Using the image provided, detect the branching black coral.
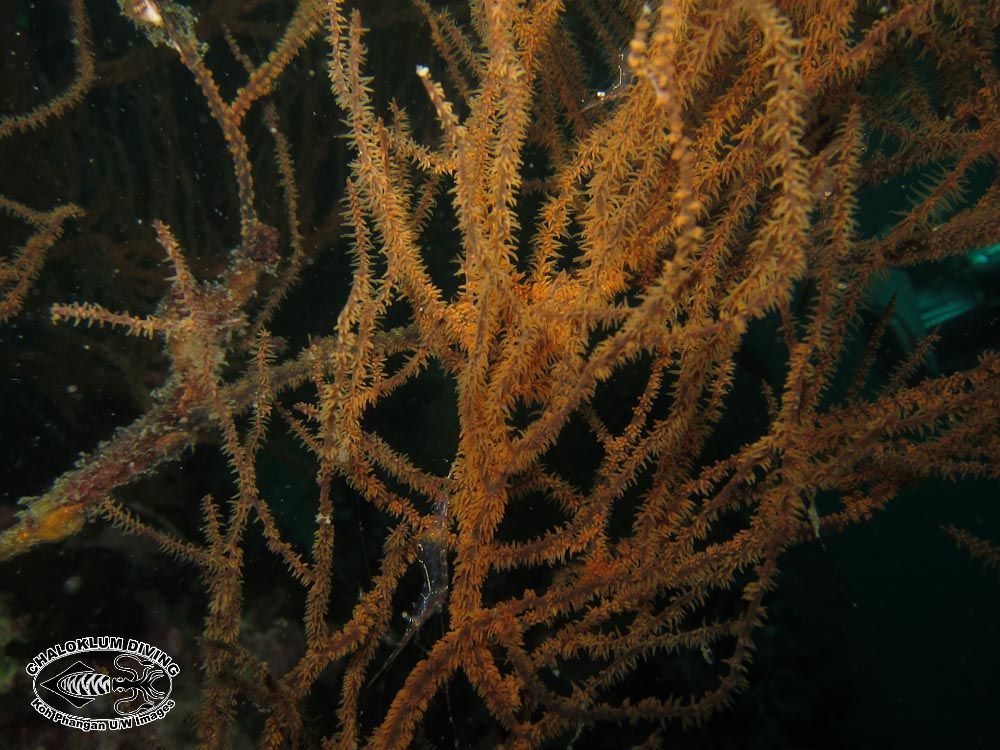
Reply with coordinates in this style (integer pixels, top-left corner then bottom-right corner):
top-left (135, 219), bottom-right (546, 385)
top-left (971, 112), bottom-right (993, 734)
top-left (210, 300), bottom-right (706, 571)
top-left (1, 1), bottom-right (998, 748)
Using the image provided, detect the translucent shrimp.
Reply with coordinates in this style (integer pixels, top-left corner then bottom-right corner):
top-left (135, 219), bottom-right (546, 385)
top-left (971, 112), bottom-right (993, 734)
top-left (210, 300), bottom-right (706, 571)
top-left (369, 494), bottom-right (449, 685)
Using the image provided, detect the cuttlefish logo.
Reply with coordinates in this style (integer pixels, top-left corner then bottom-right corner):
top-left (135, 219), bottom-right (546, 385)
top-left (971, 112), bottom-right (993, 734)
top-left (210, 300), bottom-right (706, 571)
top-left (26, 636), bottom-right (178, 731)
